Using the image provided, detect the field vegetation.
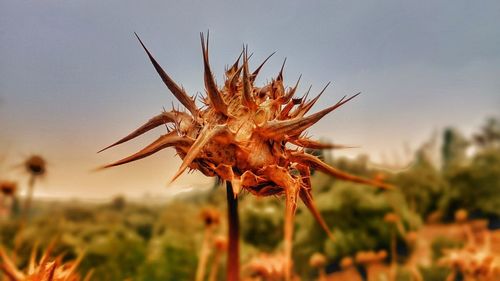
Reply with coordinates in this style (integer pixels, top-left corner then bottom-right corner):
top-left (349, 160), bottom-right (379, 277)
top-left (1, 118), bottom-right (499, 280)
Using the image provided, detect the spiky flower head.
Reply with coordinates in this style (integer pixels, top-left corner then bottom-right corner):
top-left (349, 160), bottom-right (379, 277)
top-left (24, 155), bottom-right (46, 177)
top-left (99, 32), bottom-right (391, 274)
top-left (0, 244), bottom-right (90, 281)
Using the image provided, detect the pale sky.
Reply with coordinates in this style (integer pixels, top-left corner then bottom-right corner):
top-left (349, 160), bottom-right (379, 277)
top-left (1, 0), bottom-right (499, 200)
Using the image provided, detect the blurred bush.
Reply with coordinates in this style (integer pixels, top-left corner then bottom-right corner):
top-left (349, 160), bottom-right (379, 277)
top-left (241, 197), bottom-right (283, 251)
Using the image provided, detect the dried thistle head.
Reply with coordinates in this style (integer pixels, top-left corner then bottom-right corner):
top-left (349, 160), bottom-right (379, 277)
top-left (0, 244), bottom-right (90, 281)
top-left (213, 235), bottom-right (228, 252)
top-left (383, 212), bottom-right (400, 224)
top-left (100, 32), bottom-right (392, 273)
top-left (405, 231), bottom-right (418, 245)
top-left (376, 250), bottom-right (388, 261)
top-left (309, 252), bottom-right (327, 268)
top-left (200, 207), bottom-right (221, 227)
top-left (355, 251), bottom-right (379, 265)
top-left (340, 256), bottom-right (354, 269)
top-left (0, 180), bottom-right (17, 196)
top-left (455, 208), bottom-right (469, 223)
top-left (24, 155), bottom-right (47, 177)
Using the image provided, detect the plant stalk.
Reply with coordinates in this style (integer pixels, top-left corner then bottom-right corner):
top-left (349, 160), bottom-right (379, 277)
top-left (195, 227), bottom-right (213, 281)
top-left (226, 181), bottom-right (239, 281)
top-left (208, 249), bottom-right (222, 281)
top-left (13, 174), bottom-right (36, 261)
top-left (22, 174), bottom-right (36, 221)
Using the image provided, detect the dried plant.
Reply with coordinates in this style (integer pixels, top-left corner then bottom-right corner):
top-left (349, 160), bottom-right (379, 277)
top-left (0, 181), bottom-right (17, 197)
top-left (99, 32), bottom-right (391, 280)
top-left (0, 180), bottom-right (17, 218)
top-left (355, 250), bottom-right (389, 281)
top-left (0, 244), bottom-right (91, 281)
top-left (309, 252), bottom-right (327, 281)
top-left (13, 155), bottom-right (48, 260)
top-left (208, 235), bottom-right (227, 281)
top-left (333, 256), bottom-right (363, 281)
top-left (196, 207), bottom-right (221, 281)
top-left (384, 212), bottom-right (403, 281)
top-left (200, 207), bottom-right (221, 228)
top-left (439, 236), bottom-right (500, 281)
top-left (22, 155), bottom-right (47, 218)
top-left (404, 231), bottom-right (423, 281)
top-left (24, 156), bottom-right (46, 177)
top-left (455, 208), bottom-right (469, 224)
top-left (339, 256), bottom-right (354, 269)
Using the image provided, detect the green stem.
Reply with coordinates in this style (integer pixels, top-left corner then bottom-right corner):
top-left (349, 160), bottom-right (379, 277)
top-left (226, 181), bottom-right (239, 281)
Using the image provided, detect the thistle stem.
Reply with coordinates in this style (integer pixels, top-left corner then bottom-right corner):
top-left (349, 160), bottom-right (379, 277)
top-left (284, 185), bottom-right (298, 281)
top-left (226, 181), bottom-right (240, 281)
top-left (22, 174), bottom-right (36, 221)
top-left (195, 227), bottom-right (213, 281)
top-left (13, 174), bottom-right (36, 262)
top-left (318, 268), bottom-right (326, 281)
top-left (208, 250), bottom-right (222, 281)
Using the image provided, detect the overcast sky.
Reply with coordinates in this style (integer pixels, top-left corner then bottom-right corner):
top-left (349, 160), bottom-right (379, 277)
top-left (1, 0), bottom-right (499, 200)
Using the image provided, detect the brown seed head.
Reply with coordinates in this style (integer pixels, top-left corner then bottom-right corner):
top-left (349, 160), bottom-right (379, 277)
top-left (384, 212), bottom-right (400, 224)
top-left (200, 207), bottom-right (221, 227)
top-left (213, 235), bottom-right (228, 252)
top-left (405, 231), bottom-right (418, 245)
top-left (0, 181), bottom-right (17, 196)
top-left (25, 155), bottom-right (46, 176)
top-left (309, 252), bottom-right (327, 268)
top-left (376, 250), bottom-right (388, 260)
top-left (355, 251), bottom-right (378, 264)
top-left (340, 257), bottom-right (354, 269)
top-left (455, 209), bottom-right (468, 223)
